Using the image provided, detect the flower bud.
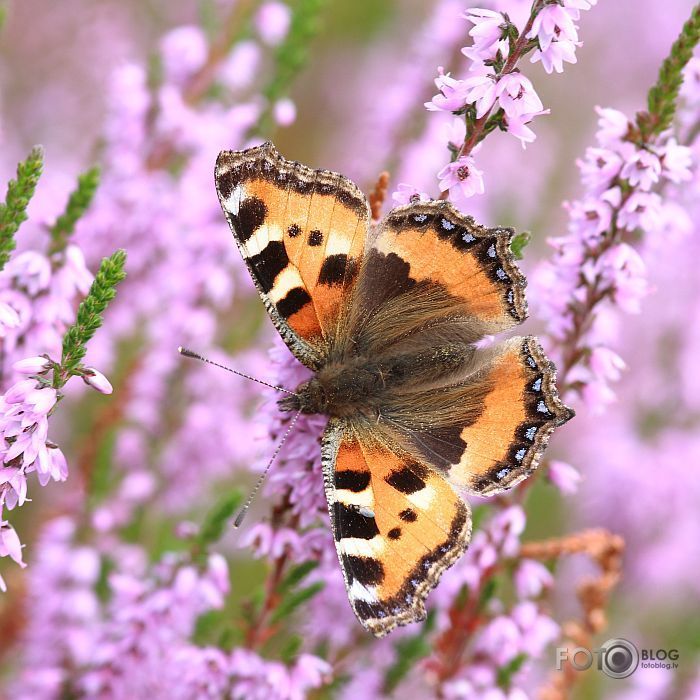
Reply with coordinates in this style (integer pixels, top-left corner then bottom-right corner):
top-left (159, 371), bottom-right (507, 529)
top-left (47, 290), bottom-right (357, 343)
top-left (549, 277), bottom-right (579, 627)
top-left (82, 368), bottom-right (113, 395)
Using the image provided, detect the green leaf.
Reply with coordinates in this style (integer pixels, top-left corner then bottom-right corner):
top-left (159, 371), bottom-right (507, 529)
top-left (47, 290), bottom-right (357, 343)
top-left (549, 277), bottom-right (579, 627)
top-left (59, 249), bottom-right (127, 382)
top-left (510, 231), bottom-right (531, 260)
top-left (478, 576), bottom-right (498, 609)
top-left (0, 146), bottom-right (44, 271)
top-left (0, 5), bottom-right (7, 32)
top-left (269, 581), bottom-right (324, 624)
top-left (497, 652), bottom-right (528, 689)
top-left (382, 610), bottom-right (436, 693)
top-left (49, 166), bottom-right (100, 255)
top-left (280, 634), bottom-right (304, 664)
top-left (197, 491), bottom-right (243, 546)
top-left (277, 560), bottom-right (319, 593)
top-left (639, 3), bottom-right (700, 138)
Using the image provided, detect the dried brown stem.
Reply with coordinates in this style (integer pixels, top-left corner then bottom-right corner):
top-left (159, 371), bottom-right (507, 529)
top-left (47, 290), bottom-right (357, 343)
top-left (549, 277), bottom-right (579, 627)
top-left (523, 529), bottom-right (625, 700)
top-left (368, 171), bottom-right (390, 222)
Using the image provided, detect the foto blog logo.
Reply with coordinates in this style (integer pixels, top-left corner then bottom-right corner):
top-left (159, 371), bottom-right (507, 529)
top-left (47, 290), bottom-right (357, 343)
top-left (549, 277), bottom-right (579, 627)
top-left (555, 638), bottom-right (680, 679)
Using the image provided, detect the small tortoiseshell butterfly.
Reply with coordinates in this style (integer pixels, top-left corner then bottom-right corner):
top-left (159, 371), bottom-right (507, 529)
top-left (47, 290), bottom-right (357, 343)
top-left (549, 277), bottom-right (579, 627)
top-left (215, 142), bottom-right (573, 637)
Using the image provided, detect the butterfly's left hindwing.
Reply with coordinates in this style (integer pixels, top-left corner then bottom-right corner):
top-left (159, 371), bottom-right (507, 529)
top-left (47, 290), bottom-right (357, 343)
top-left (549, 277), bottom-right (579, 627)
top-left (215, 142), bottom-right (370, 368)
top-left (322, 419), bottom-right (471, 637)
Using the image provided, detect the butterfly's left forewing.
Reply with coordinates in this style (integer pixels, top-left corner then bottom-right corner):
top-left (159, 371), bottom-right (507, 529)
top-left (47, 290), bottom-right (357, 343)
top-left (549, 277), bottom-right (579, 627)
top-left (322, 419), bottom-right (471, 637)
top-left (215, 142), bottom-right (370, 368)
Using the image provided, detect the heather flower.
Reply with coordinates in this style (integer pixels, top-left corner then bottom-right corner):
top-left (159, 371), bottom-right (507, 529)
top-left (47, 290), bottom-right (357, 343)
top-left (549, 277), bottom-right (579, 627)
top-left (528, 4), bottom-right (579, 51)
top-left (495, 72), bottom-right (544, 119)
top-left (438, 156), bottom-right (485, 203)
top-left (273, 98), bottom-right (297, 127)
top-left (620, 148), bottom-right (662, 190)
top-left (255, 1), bottom-right (293, 47)
top-left (462, 8), bottom-right (507, 57)
top-left (514, 559), bottom-right (553, 599)
top-left (160, 26), bottom-right (208, 85)
top-left (547, 460), bottom-right (582, 495)
top-left (12, 356), bottom-right (51, 375)
top-left (81, 367), bottom-right (113, 395)
top-left (391, 183), bottom-right (431, 205)
top-left (462, 72), bottom-right (499, 118)
top-left (659, 137), bottom-right (693, 182)
top-left (425, 69), bottom-right (472, 112)
top-left (0, 521), bottom-right (25, 567)
top-left (595, 106), bottom-right (631, 145)
top-left (530, 36), bottom-right (579, 74)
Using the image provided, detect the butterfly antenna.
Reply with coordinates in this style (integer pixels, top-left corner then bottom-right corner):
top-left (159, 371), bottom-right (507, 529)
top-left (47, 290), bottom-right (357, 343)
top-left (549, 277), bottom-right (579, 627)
top-left (233, 408), bottom-right (302, 528)
top-left (178, 346), bottom-right (297, 395)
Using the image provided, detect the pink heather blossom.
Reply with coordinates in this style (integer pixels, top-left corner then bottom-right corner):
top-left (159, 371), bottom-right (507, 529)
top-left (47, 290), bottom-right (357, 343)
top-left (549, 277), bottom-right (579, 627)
top-left (595, 106), bottom-right (631, 145)
top-left (159, 26), bottom-right (209, 85)
top-left (438, 156), bottom-right (485, 204)
top-left (81, 367), bottom-right (114, 395)
top-left (426, 69), bottom-right (472, 112)
top-left (547, 460), bottom-right (582, 495)
top-left (219, 41), bottom-right (262, 91)
top-left (504, 110), bottom-right (549, 148)
top-left (515, 559), bottom-right (554, 599)
top-left (273, 98), bottom-right (297, 126)
top-left (620, 148), bottom-right (662, 190)
top-left (255, 1), bottom-right (292, 47)
top-left (530, 36), bottom-right (578, 74)
top-left (12, 356), bottom-right (51, 375)
top-left (391, 183), bottom-right (431, 205)
top-left (0, 521), bottom-right (25, 567)
top-left (443, 115), bottom-right (467, 149)
top-left (659, 137), bottom-right (693, 182)
top-left (577, 147), bottom-right (623, 192)
top-left (680, 56), bottom-right (700, 104)
top-left (495, 72), bottom-right (544, 119)
top-left (528, 4), bottom-right (579, 51)
top-left (462, 8), bottom-right (506, 57)
top-left (462, 72), bottom-right (499, 118)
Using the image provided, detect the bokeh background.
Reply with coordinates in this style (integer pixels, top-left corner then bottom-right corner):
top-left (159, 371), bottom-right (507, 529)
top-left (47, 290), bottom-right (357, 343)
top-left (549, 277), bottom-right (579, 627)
top-left (0, 0), bottom-right (698, 698)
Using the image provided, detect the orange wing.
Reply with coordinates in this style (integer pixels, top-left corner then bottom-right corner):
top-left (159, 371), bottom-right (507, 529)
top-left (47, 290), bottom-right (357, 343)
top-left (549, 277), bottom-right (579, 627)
top-left (322, 419), bottom-right (471, 637)
top-left (215, 142), bottom-right (370, 368)
top-left (360, 200), bottom-right (527, 336)
top-left (390, 337), bottom-right (574, 496)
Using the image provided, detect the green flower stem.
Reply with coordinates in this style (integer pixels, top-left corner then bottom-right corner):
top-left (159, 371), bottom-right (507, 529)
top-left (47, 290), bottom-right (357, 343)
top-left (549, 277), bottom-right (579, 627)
top-left (59, 249), bottom-right (127, 386)
top-left (48, 167), bottom-right (100, 256)
top-left (638, 3), bottom-right (700, 139)
top-left (0, 146), bottom-right (44, 271)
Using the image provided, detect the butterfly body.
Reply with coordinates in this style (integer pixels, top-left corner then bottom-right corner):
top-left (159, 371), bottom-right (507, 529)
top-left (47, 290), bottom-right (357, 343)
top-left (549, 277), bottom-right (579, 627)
top-left (215, 142), bottom-right (574, 637)
top-left (279, 341), bottom-right (474, 418)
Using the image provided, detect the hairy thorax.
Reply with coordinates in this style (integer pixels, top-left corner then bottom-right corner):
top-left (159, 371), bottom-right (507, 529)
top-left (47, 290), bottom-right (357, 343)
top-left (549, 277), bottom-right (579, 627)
top-left (278, 343), bottom-right (474, 418)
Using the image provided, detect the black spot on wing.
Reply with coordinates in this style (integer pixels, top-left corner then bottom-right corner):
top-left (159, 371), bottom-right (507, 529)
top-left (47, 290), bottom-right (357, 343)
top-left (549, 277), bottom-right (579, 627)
top-left (342, 555), bottom-right (384, 586)
top-left (308, 229), bottom-right (323, 247)
top-left (247, 241), bottom-right (288, 294)
top-left (276, 287), bottom-right (311, 319)
top-left (399, 508), bottom-right (417, 522)
top-left (388, 527), bottom-right (402, 540)
top-left (335, 470), bottom-right (371, 492)
top-left (385, 462), bottom-right (428, 494)
top-left (288, 223), bottom-right (301, 238)
top-left (319, 254), bottom-right (356, 286)
top-left (332, 502), bottom-right (379, 541)
top-left (236, 197), bottom-right (267, 242)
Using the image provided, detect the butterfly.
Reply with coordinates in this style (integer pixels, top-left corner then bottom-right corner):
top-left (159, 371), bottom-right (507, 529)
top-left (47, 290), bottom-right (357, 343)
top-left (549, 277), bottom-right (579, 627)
top-left (215, 142), bottom-right (573, 638)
